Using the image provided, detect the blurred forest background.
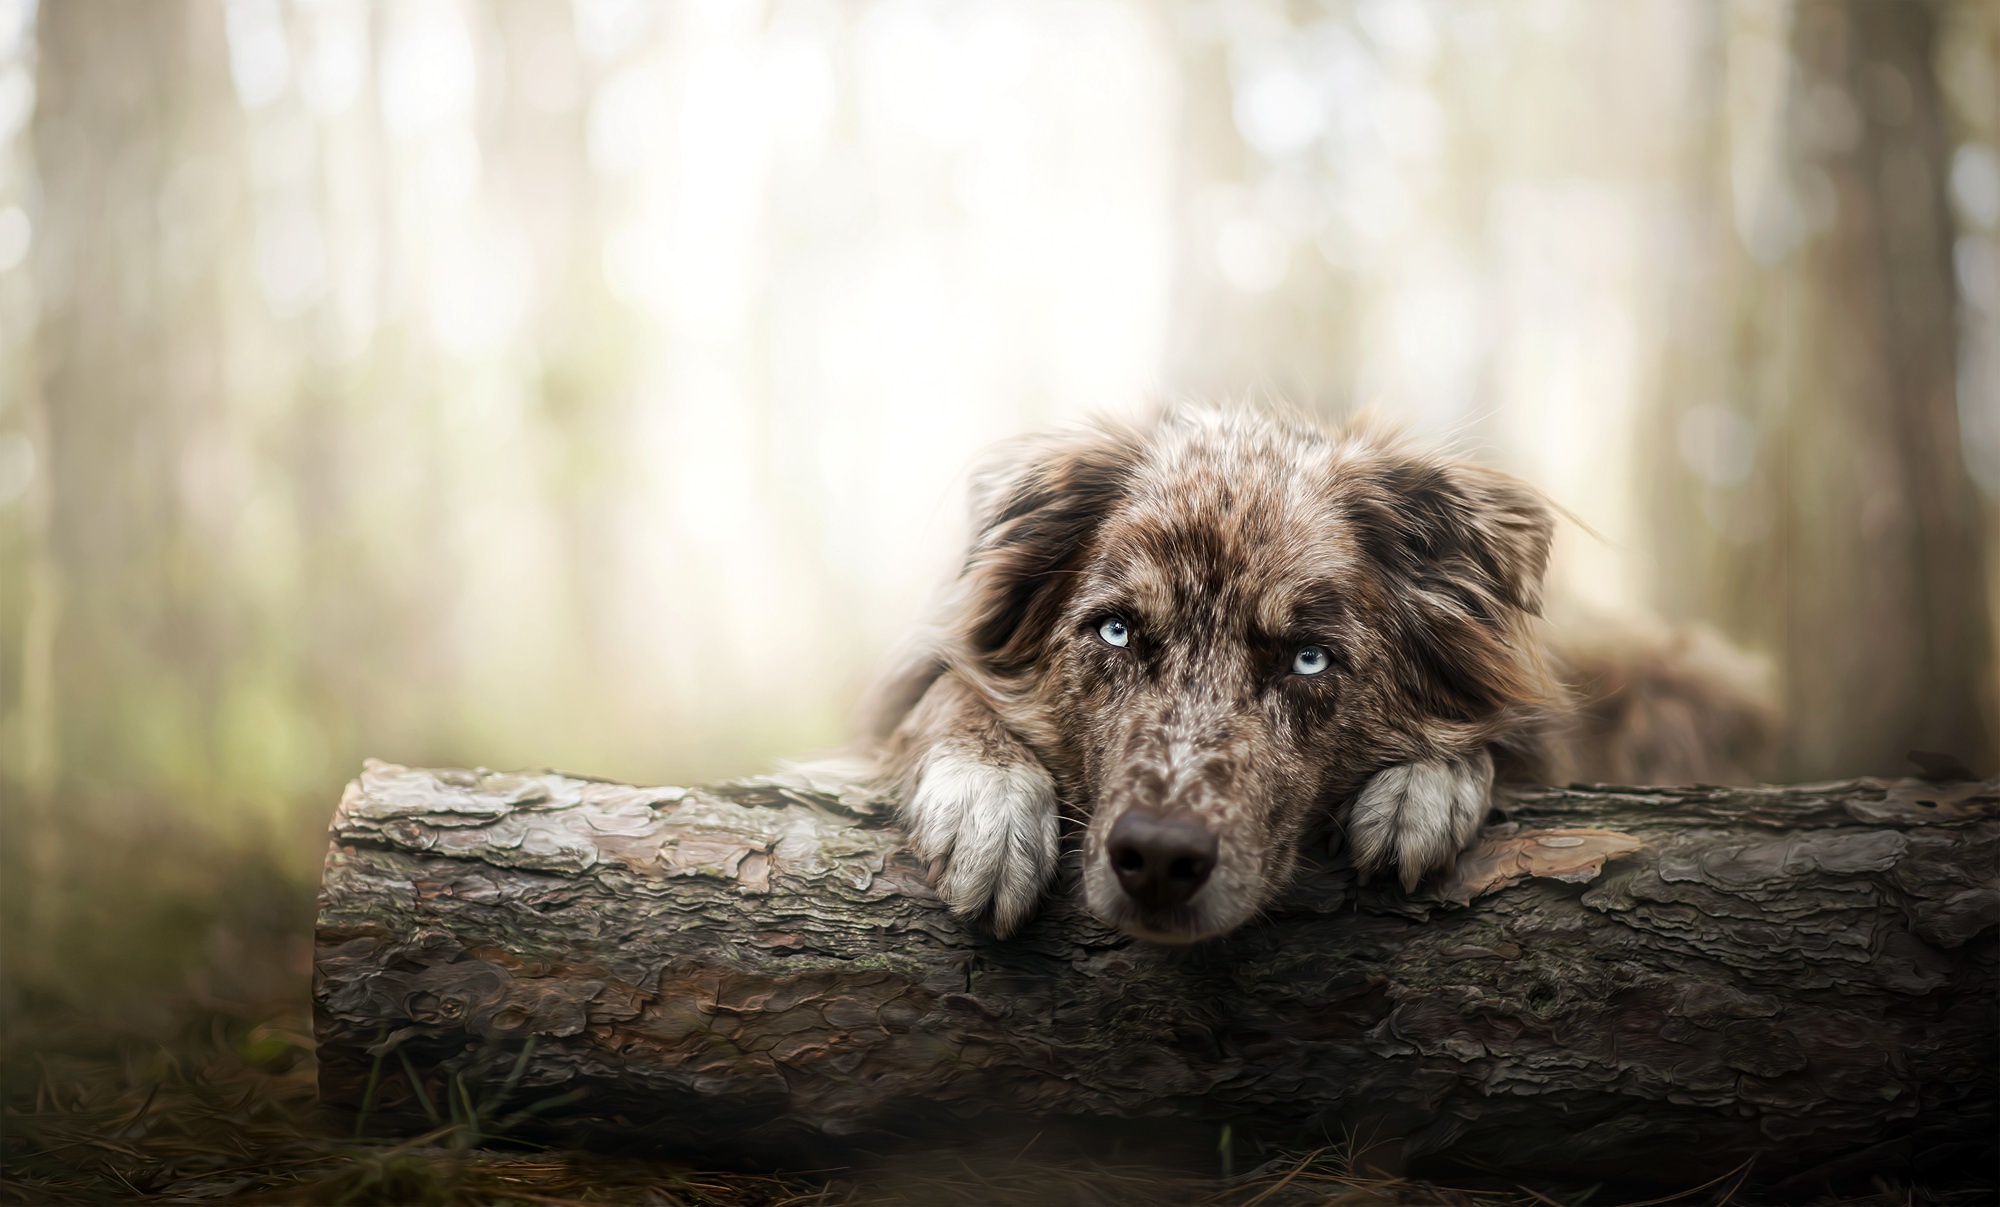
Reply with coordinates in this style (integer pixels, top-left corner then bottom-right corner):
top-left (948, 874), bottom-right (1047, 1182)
top-left (0, 0), bottom-right (1995, 1026)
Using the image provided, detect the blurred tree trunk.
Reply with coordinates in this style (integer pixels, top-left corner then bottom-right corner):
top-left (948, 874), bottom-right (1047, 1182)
top-left (16, 0), bottom-right (269, 1005)
top-left (29, 0), bottom-right (246, 804)
top-left (1649, 0), bottom-right (1995, 782)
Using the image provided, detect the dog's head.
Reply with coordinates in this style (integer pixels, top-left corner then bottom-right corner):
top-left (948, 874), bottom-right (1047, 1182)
top-left (952, 408), bottom-right (1559, 942)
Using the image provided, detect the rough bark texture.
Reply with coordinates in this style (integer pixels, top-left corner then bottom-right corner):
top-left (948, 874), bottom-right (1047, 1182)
top-left (314, 761), bottom-right (1998, 1190)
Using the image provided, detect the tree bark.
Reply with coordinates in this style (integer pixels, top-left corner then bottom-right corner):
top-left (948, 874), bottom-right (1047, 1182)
top-left (314, 760), bottom-right (1997, 1190)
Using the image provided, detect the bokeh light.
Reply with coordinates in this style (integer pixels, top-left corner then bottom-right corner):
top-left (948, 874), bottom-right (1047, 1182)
top-left (0, 0), bottom-right (1993, 902)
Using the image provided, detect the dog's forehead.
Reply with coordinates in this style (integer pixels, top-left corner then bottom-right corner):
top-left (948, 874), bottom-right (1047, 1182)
top-left (1087, 426), bottom-right (1369, 623)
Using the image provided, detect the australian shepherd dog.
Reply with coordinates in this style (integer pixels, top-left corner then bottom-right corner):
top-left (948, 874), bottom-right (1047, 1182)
top-left (863, 407), bottom-right (1770, 943)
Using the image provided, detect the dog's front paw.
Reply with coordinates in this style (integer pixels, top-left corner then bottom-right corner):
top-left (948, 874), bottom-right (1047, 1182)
top-left (1348, 749), bottom-right (1495, 892)
top-left (902, 750), bottom-right (1058, 937)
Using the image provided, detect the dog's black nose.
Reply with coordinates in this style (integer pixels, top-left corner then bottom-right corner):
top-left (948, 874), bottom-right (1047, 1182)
top-left (1107, 810), bottom-right (1217, 910)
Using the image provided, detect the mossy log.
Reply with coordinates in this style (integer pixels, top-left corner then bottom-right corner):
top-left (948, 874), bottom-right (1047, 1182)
top-left (313, 760), bottom-right (1997, 1190)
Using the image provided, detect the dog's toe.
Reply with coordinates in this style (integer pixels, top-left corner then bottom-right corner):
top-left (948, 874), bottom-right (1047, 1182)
top-left (903, 751), bottom-right (1058, 937)
top-left (1348, 750), bottom-right (1494, 892)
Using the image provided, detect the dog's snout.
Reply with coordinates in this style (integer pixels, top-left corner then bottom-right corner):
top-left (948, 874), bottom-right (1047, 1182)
top-left (1106, 810), bottom-right (1217, 910)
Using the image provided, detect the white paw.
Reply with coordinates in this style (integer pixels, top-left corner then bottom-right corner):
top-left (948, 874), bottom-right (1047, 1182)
top-left (901, 749), bottom-right (1058, 937)
top-left (1348, 750), bottom-right (1495, 892)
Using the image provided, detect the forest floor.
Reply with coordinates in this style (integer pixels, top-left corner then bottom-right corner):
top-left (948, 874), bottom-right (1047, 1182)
top-left (7, 992), bottom-right (1994, 1206)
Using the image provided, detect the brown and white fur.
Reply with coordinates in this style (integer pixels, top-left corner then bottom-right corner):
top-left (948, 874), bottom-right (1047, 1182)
top-left (863, 406), bottom-right (1770, 944)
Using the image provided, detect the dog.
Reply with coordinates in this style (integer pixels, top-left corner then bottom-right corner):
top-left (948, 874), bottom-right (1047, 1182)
top-left (863, 406), bottom-right (1770, 943)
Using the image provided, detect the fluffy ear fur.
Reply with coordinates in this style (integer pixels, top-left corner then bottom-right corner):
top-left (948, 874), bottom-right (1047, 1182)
top-left (956, 422), bottom-right (1144, 677)
top-left (855, 422), bottom-right (1141, 742)
top-left (1346, 451), bottom-right (1559, 724)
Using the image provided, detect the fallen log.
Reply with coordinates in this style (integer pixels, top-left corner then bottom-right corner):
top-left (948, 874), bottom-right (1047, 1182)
top-left (313, 760), bottom-right (1997, 1190)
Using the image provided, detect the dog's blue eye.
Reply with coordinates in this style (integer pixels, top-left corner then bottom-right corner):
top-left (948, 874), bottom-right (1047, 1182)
top-left (1097, 618), bottom-right (1130, 648)
top-left (1292, 645), bottom-right (1331, 675)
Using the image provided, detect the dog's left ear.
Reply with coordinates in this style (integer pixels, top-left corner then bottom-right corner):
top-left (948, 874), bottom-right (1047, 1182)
top-left (1351, 454), bottom-right (1556, 716)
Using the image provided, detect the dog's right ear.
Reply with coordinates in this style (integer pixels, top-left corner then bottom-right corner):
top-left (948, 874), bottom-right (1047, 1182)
top-left (956, 422), bottom-right (1142, 675)
top-left (1344, 449), bottom-right (1559, 722)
